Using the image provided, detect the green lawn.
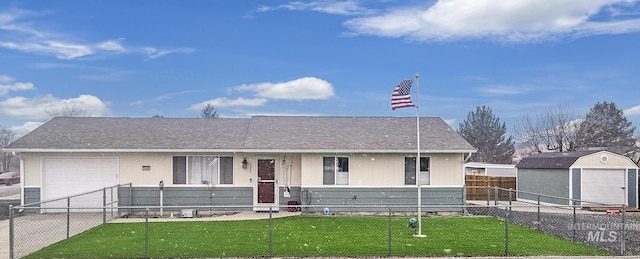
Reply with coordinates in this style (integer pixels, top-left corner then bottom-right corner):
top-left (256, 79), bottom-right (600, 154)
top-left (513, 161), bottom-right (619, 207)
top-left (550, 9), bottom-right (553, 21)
top-left (26, 215), bottom-right (612, 258)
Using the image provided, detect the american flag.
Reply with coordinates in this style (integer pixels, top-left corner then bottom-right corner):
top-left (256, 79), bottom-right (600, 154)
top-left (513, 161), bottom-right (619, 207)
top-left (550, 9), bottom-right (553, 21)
top-left (390, 79), bottom-right (414, 110)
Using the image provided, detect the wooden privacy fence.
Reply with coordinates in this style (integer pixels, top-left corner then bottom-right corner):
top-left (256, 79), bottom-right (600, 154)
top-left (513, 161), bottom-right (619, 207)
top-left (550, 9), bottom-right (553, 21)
top-left (465, 175), bottom-right (516, 201)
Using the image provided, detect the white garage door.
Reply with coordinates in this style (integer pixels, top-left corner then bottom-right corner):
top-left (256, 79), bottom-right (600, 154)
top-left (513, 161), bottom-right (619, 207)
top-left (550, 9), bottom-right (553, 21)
top-left (42, 158), bottom-right (118, 209)
top-left (581, 169), bottom-right (626, 205)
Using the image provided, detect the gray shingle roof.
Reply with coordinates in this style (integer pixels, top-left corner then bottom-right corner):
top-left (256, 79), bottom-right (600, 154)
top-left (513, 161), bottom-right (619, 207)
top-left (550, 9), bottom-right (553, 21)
top-left (7, 117), bottom-right (250, 150)
top-left (7, 116), bottom-right (476, 153)
top-left (515, 151), bottom-right (599, 169)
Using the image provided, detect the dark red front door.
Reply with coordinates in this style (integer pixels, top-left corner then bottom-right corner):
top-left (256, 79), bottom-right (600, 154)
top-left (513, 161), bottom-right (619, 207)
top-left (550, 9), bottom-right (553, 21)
top-left (258, 159), bottom-right (276, 204)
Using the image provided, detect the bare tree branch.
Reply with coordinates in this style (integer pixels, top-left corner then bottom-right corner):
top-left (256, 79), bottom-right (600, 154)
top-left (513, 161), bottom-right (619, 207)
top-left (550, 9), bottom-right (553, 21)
top-left (45, 103), bottom-right (87, 118)
top-left (513, 105), bottom-right (580, 153)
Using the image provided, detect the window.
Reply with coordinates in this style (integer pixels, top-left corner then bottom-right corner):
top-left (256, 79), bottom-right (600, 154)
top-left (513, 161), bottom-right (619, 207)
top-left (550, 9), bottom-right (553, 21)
top-left (404, 157), bottom-right (430, 185)
top-left (323, 156), bottom-right (349, 185)
top-left (173, 156), bottom-right (233, 185)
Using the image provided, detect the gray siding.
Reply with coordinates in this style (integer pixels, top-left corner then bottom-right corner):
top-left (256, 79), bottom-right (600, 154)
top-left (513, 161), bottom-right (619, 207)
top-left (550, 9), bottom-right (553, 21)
top-left (119, 186), bottom-right (253, 208)
top-left (572, 168), bottom-right (581, 204)
top-left (629, 169), bottom-right (638, 207)
top-left (118, 186), bottom-right (303, 209)
top-left (280, 186), bottom-right (302, 206)
top-left (301, 187), bottom-right (464, 212)
top-left (517, 168), bottom-right (570, 205)
top-left (23, 187), bottom-right (40, 205)
top-left (27, 186), bottom-right (461, 213)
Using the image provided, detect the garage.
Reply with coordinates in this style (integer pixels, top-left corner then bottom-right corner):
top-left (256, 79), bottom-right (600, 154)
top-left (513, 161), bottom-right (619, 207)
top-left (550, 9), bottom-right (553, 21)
top-left (581, 169), bottom-right (626, 205)
top-left (42, 158), bottom-right (118, 209)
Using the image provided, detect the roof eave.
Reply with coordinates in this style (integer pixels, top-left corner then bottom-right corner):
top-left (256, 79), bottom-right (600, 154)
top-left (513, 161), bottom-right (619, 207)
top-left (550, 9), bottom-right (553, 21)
top-left (6, 148), bottom-right (478, 154)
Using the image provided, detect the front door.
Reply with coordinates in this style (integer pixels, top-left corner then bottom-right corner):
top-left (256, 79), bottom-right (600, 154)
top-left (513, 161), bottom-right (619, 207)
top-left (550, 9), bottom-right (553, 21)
top-left (256, 158), bottom-right (278, 211)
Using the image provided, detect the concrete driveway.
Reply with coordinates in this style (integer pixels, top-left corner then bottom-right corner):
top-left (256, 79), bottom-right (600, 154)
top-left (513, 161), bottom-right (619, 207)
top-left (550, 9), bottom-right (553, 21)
top-left (0, 185), bottom-right (20, 259)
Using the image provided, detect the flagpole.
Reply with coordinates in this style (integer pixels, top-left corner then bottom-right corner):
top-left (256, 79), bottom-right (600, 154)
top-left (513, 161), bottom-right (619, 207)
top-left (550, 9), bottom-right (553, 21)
top-left (415, 72), bottom-right (425, 237)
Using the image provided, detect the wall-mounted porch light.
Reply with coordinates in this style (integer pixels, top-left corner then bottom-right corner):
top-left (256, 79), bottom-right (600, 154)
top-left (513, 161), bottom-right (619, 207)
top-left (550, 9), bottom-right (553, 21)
top-left (242, 157), bottom-right (248, 169)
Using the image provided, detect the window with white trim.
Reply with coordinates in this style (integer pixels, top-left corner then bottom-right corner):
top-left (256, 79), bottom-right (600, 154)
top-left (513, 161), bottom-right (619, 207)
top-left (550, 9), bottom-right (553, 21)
top-left (323, 156), bottom-right (349, 185)
top-left (404, 157), bottom-right (430, 185)
top-left (173, 156), bottom-right (233, 185)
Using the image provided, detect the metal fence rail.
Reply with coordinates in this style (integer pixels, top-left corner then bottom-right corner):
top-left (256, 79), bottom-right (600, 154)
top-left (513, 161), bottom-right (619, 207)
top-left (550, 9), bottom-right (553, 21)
top-left (9, 202), bottom-right (639, 258)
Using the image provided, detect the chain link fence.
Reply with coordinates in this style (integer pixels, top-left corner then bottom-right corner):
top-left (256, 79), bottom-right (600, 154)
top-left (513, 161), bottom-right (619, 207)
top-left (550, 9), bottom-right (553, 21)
top-left (467, 185), bottom-right (640, 255)
top-left (8, 186), bottom-right (640, 258)
top-left (9, 183), bottom-right (131, 258)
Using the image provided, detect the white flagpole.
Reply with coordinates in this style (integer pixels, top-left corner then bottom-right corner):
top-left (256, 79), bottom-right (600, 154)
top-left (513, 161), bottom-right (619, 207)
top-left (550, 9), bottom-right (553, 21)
top-left (414, 72), bottom-right (425, 237)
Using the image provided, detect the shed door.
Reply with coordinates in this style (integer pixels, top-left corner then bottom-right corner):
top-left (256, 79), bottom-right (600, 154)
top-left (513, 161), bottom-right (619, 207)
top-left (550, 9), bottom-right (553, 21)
top-left (42, 158), bottom-right (118, 210)
top-left (581, 169), bottom-right (626, 205)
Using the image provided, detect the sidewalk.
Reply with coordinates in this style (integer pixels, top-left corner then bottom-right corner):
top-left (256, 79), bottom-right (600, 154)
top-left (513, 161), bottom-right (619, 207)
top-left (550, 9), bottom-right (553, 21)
top-left (0, 220), bottom-right (8, 259)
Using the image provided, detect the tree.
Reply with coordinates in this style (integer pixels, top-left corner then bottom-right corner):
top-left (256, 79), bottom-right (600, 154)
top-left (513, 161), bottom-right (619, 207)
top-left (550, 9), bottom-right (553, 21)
top-left (575, 101), bottom-right (637, 156)
top-left (0, 126), bottom-right (15, 172)
top-left (513, 105), bottom-right (580, 153)
top-left (200, 103), bottom-right (219, 119)
top-left (457, 106), bottom-right (515, 164)
top-left (45, 103), bottom-right (87, 118)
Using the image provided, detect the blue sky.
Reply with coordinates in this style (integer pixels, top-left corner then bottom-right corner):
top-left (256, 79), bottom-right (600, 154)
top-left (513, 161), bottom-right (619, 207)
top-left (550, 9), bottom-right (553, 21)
top-left (1, 0), bottom-right (640, 138)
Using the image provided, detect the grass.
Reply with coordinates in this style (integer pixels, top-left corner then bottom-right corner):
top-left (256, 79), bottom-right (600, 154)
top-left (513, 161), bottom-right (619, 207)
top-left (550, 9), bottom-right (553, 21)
top-left (26, 215), bottom-right (613, 258)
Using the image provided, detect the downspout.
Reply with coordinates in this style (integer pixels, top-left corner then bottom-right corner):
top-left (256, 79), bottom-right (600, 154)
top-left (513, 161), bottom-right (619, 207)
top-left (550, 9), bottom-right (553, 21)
top-left (19, 153), bottom-right (24, 206)
top-left (464, 152), bottom-right (473, 162)
top-left (462, 152), bottom-right (473, 207)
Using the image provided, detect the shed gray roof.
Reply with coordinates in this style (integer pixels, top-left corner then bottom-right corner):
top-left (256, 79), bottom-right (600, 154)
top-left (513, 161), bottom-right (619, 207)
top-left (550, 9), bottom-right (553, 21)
top-left (7, 116), bottom-right (476, 153)
top-left (515, 151), bottom-right (600, 169)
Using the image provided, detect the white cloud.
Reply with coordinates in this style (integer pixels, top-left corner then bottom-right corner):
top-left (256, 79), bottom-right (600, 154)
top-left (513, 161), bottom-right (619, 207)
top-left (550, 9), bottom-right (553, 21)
top-left (443, 118), bottom-right (457, 127)
top-left (141, 47), bottom-right (196, 60)
top-left (0, 94), bottom-right (111, 120)
top-left (10, 121), bottom-right (43, 139)
top-left (97, 39), bottom-right (125, 51)
top-left (476, 84), bottom-right (538, 96)
top-left (0, 75), bottom-right (35, 96)
top-left (573, 18), bottom-right (640, 37)
top-left (624, 105), bottom-right (640, 116)
top-left (0, 9), bottom-right (194, 60)
top-left (235, 77), bottom-right (335, 101)
top-left (343, 0), bottom-right (640, 42)
top-left (154, 90), bottom-right (201, 101)
top-left (189, 97), bottom-right (268, 110)
top-left (0, 41), bottom-right (92, 59)
top-left (248, 0), bottom-right (371, 17)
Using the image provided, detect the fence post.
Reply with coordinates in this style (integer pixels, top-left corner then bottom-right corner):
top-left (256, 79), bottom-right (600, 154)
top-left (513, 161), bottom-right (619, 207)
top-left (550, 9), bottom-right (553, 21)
top-left (129, 183), bottom-right (133, 215)
top-left (462, 186), bottom-right (466, 213)
top-left (494, 186), bottom-right (498, 205)
top-left (145, 208), bottom-right (149, 259)
top-left (9, 205), bottom-right (14, 259)
top-left (572, 205), bottom-right (576, 241)
top-left (508, 188), bottom-right (512, 212)
top-left (621, 204), bottom-right (626, 255)
top-left (388, 207), bottom-right (392, 257)
top-left (103, 187), bottom-right (107, 224)
top-left (536, 195), bottom-right (541, 230)
top-left (67, 197), bottom-right (71, 239)
top-left (110, 186), bottom-right (114, 218)
top-left (486, 185), bottom-right (490, 205)
top-left (504, 204), bottom-right (509, 256)
top-left (269, 206), bottom-right (273, 257)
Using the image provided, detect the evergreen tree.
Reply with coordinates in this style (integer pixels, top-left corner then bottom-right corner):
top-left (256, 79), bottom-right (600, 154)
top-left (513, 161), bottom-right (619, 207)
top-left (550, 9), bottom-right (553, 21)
top-left (200, 103), bottom-right (219, 119)
top-left (458, 106), bottom-right (515, 164)
top-left (575, 101), bottom-right (637, 154)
